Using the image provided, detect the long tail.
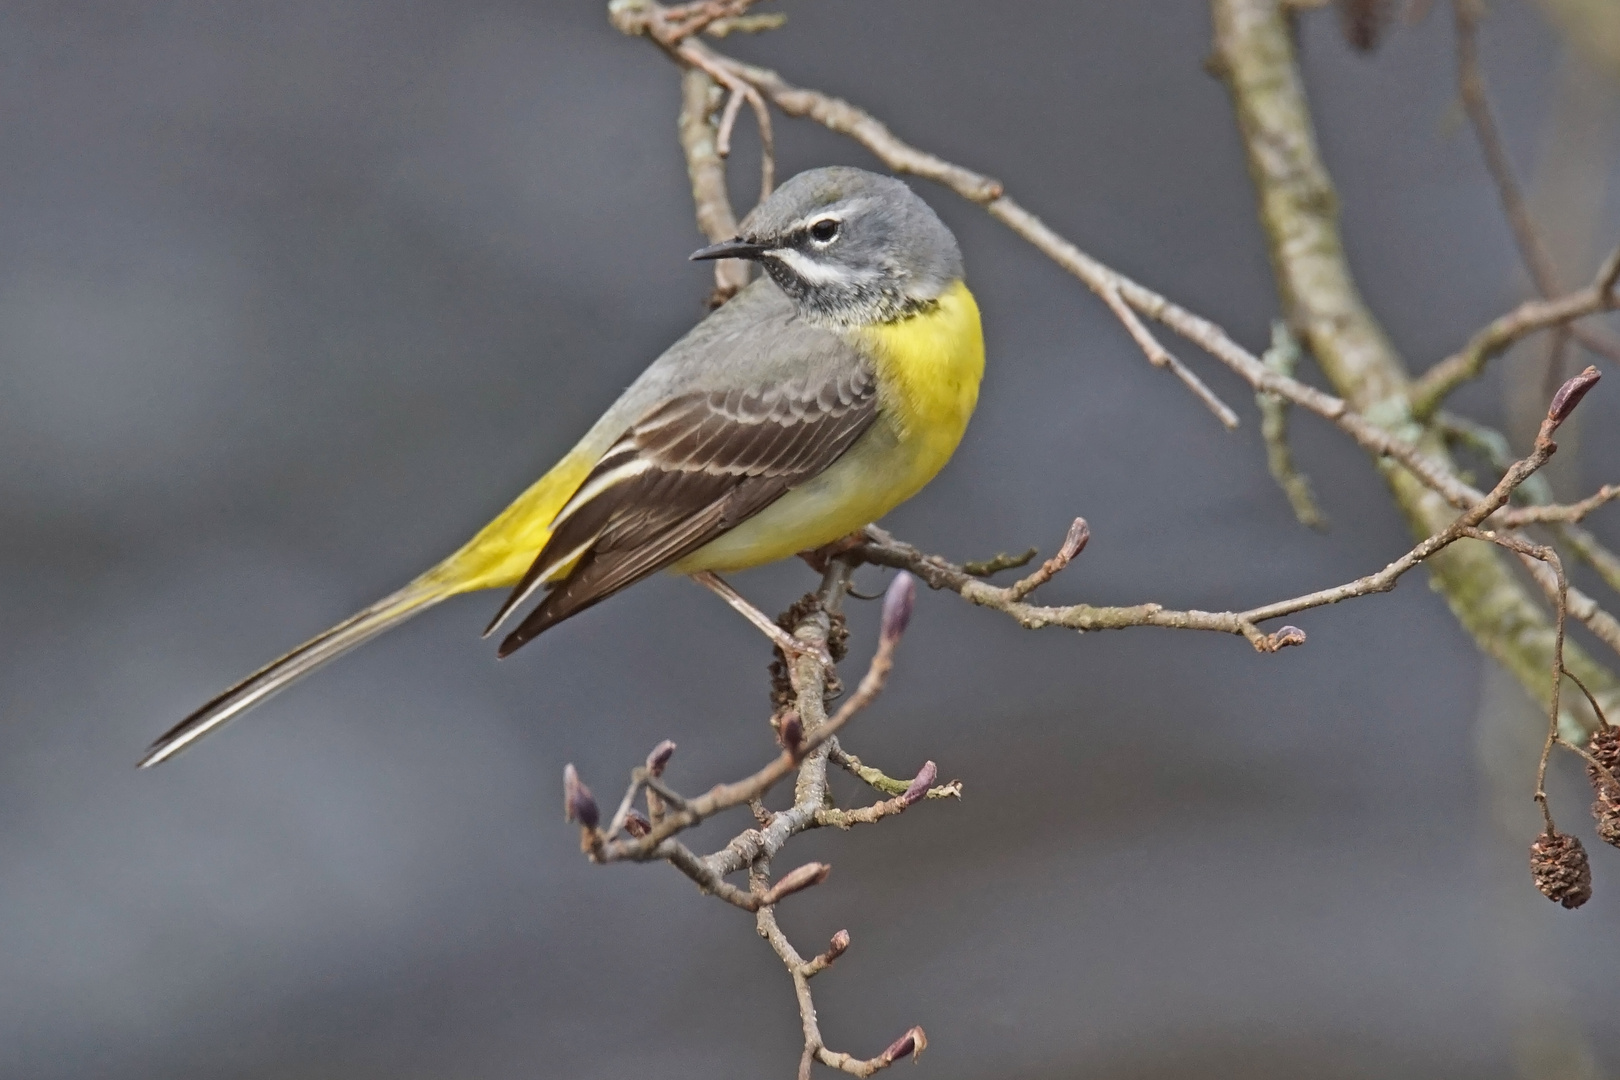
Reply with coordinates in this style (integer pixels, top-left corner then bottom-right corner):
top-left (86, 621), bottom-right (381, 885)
top-left (140, 442), bottom-right (603, 768)
top-left (138, 576), bottom-right (453, 768)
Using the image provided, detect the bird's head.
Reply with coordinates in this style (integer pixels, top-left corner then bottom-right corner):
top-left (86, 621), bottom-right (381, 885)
top-left (690, 166), bottom-right (963, 325)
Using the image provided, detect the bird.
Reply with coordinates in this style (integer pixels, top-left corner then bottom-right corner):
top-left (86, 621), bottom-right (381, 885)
top-left (140, 165), bottom-right (984, 767)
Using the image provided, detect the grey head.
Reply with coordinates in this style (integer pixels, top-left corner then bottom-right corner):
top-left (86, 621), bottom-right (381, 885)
top-left (690, 166), bottom-right (963, 326)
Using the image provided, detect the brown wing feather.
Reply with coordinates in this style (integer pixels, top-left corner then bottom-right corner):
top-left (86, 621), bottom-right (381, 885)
top-left (491, 364), bottom-right (877, 656)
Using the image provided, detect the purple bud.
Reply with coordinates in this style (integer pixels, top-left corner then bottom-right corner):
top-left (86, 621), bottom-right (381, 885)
top-left (1548, 366), bottom-right (1600, 427)
top-left (1058, 517), bottom-right (1091, 562)
top-left (765, 862), bottom-right (830, 903)
top-left (623, 809), bottom-right (651, 838)
top-left (563, 763), bottom-right (599, 830)
top-left (901, 760), bottom-right (938, 806)
top-left (827, 929), bottom-right (850, 958)
top-left (880, 572), bottom-right (916, 644)
top-left (779, 711), bottom-right (803, 755)
top-left (880, 1027), bottom-right (927, 1064)
top-left (645, 739), bottom-right (677, 777)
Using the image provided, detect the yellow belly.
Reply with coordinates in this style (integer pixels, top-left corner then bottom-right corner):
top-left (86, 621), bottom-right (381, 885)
top-left (674, 279), bottom-right (984, 572)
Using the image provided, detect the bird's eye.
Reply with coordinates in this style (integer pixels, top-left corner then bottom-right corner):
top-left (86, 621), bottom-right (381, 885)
top-left (809, 218), bottom-right (840, 244)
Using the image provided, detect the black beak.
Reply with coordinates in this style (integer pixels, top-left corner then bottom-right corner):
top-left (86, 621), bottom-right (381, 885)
top-left (689, 236), bottom-right (770, 262)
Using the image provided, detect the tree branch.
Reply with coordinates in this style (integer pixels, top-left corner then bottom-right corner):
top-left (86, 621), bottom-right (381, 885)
top-left (678, 67), bottom-right (752, 303)
top-left (1209, 0), bottom-right (1619, 724)
top-left (577, 5), bottom-right (1620, 1071)
top-left (1258, 321), bottom-right (1329, 528)
top-left (1446, 0), bottom-right (1620, 373)
top-left (1410, 244), bottom-right (1620, 419)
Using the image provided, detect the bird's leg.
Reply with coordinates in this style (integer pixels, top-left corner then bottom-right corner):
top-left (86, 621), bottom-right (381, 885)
top-left (797, 530), bottom-right (870, 574)
top-left (690, 571), bottom-right (833, 666)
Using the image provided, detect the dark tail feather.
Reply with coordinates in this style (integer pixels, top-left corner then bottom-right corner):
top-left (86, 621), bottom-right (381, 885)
top-left (139, 579), bottom-right (449, 767)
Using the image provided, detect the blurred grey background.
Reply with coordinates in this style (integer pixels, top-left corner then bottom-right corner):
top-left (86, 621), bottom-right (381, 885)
top-left (3, 2), bottom-right (1619, 1077)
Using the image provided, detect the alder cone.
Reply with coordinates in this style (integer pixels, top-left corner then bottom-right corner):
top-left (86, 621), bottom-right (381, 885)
top-left (1530, 830), bottom-right (1593, 909)
top-left (1593, 783), bottom-right (1620, 849)
top-left (1587, 727), bottom-right (1620, 787)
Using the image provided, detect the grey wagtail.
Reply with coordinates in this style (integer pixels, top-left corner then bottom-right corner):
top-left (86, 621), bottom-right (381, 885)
top-left (141, 166), bottom-right (984, 766)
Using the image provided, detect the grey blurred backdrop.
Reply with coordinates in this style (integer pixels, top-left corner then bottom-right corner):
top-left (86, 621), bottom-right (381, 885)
top-left (3, 2), bottom-right (1619, 1077)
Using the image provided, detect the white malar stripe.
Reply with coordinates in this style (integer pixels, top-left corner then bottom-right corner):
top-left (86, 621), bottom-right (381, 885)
top-left (549, 458), bottom-right (652, 530)
top-left (769, 248), bottom-right (851, 286)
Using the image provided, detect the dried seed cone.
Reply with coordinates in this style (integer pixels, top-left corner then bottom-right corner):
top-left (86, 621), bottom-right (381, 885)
top-left (1592, 783), bottom-right (1620, 849)
top-left (1586, 727), bottom-right (1620, 787)
top-left (1530, 830), bottom-right (1593, 909)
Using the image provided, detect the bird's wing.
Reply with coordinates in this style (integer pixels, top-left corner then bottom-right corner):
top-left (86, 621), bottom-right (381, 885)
top-left (487, 361), bottom-right (880, 655)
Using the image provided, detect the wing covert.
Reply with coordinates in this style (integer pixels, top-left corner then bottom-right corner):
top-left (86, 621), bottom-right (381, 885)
top-left (486, 361), bottom-right (878, 654)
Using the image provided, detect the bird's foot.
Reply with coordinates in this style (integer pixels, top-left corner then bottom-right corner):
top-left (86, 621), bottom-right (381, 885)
top-left (797, 530), bottom-right (870, 575)
top-left (690, 571), bottom-right (834, 668)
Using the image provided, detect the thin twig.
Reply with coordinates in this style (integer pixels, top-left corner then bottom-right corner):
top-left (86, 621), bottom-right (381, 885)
top-left (828, 740), bottom-right (963, 799)
top-left (960, 547), bottom-right (1039, 578)
top-left (660, 0), bottom-right (771, 43)
top-left (569, 557), bottom-right (940, 1072)
top-left (856, 370), bottom-right (1605, 655)
top-left (585, 7), bottom-right (1620, 1072)
top-left (1453, 0), bottom-right (1559, 297)
top-left (678, 67), bottom-right (751, 302)
top-left (1560, 523), bottom-right (1620, 597)
top-left (1495, 485), bottom-right (1619, 526)
top-left (1410, 244), bottom-right (1620, 418)
top-left (1096, 280), bottom-right (1241, 428)
top-left (618, 1), bottom-right (1545, 522)
top-left (1450, 0), bottom-right (1620, 378)
top-left (1258, 321), bottom-right (1328, 528)
top-left (1437, 411), bottom-right (1620, 596)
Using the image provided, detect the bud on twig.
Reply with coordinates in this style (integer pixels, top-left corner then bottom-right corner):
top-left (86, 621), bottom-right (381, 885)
top-left (645, 739), bottom-right (677, 777)
top-left (763, 862), bottom-right (831, 905)
top-left (1547, 367), bottom-right (1600, 429)
top-left (778, 711), bottom-right (804, 755)
top-left (563, 763), bottom-right (599, 830)
top-left (1530, 829), bottom-right (1593, 909)
top-left (623, 808), bottom-right (652, 838)
top-left (1263, 625), bottom-right (1307, 652)
top-left (901, 760), bottom-right (938, 806)
top-left (880, 572), bottom-right (916, 645)
top-left (879, 1026), bottom-right (927, 1065)
top-left (827, 928), bottom-right (850, 959)
top-left (1057, 517), bottom-right (1090, 564)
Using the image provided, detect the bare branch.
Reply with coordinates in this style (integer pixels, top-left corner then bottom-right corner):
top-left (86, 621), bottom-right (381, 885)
top-left (960, 547), bottom-right (1038, 578)
top-left (1560, 523), bottom-right (1620, 597)
top-left (858, 370), bottom-right (1606, 658)
top-left (1258, 321), bottom-right (1328, 528)
top-left (678, 67), bottom-right (751, 303)
top-left (587, 4), bottom-right (1620, 1069)
top-left (1448, 0), bottom-right (1620, 376)
top-left (1495, 485), bottom-right (1619, 526)
top-left (828, 740), bottom-right (964, 800)
top-left (1437, 411), bottom-right (1620, 596)
top-left (1096, 279), bottom-right (1241, 428)
top-left (1410, 245), bottom-right (1620, 419)
top-left (659, 0), bottom-right (773, 43)
top-left (1451, 0), bottom-right (1559, 297)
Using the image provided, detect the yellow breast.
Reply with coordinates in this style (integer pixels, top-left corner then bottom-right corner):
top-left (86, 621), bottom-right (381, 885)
top-left (859, 278), bottom-right (985, 491)
top-left (674, 279), bottom-right (984, 573)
